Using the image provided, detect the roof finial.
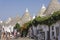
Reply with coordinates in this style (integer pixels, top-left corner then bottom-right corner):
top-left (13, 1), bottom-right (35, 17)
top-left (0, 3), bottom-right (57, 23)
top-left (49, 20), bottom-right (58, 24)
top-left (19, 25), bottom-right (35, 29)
top-left (42, 4), bottom-right (46, 9)
top-left (26, 8), bottom-right (28, 12)
top-left (0, 21), bottom-right (3, 23)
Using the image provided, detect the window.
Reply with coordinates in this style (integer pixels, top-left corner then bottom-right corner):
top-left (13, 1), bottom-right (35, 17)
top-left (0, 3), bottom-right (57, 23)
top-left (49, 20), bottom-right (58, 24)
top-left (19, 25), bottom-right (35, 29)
top-left (56, 27), bottom-right (59, 36)
top-left (52, 32), bottom-right (54, 36)
top-left (52, 26), bottom-right (54, 30)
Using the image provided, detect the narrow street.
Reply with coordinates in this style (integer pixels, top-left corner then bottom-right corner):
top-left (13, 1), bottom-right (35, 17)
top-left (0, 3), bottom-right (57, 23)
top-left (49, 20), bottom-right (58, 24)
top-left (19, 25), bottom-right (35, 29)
top-left (10, 37), bottom-right (34, 40)
top-left (0, 37), bottom-right (34, 40)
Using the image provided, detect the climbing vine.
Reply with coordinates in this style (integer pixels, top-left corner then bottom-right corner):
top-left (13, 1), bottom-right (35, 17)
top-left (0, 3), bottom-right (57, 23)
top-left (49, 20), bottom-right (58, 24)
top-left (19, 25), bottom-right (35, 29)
top-left (25, 11), bottom-right (60, 28)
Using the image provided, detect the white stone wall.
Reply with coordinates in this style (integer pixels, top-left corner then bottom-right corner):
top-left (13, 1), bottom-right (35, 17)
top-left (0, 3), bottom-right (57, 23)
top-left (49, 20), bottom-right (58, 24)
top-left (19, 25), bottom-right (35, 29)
top-left (28, 21), bottom-right (60, 40)
top-left (40, 25), bottom-right (48, 40)
top-left (28, 24), bottom-right (48, 40)
top-left (58, 21), bottom-right (60, 40)
top-left (50, 21), bottom-right (60, 40)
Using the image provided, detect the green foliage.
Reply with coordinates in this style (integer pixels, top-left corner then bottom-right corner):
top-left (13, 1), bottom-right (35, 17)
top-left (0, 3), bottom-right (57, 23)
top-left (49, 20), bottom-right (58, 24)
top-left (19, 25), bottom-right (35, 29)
top-left (21, 11), bottom-right (60, 37)
top-left (21, 21), bottom-right (33, 37)
top-left (14, 23), bottom-right (21, 31)
top-left (25, 10), bottom-right (60, 27)
top-left (25, 21), bottom-right (33, 29)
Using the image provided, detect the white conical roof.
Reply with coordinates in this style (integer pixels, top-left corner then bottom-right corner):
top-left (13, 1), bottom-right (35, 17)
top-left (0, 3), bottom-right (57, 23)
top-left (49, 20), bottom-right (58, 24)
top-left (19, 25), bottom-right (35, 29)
top-left (8, 17), bottom-right (11, 21)
top-left (22, 8), bottom-right (30, 17)
top-left (6, 17), bottom-right (12, 24)
top-left (0, 21), bottom-right (3, 23)
top-left (26, 8), bottom-right (29, 12)
top-left (21, 8), bottom-right (32, 26)
top-left (37, 4), bottom-right (46, 17)
top-left (33, 16), bottom-right (35, 19)
top-left (32, 14), bottom-right (35, 19)
top-left (44, 0), bottom-right (60, 16)
top-left (42, 4), bottom-right (46, 9)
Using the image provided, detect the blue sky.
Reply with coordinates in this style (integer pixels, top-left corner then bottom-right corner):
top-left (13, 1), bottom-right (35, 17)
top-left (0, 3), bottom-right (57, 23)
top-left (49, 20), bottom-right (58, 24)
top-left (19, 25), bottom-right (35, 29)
top-left (0, 0), bottom-right (53, 20)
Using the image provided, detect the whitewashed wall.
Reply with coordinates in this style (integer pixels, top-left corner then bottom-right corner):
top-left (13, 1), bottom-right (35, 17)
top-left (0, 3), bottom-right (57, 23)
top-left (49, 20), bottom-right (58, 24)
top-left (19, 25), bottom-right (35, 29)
top-left (58, 21), bottom-right (60, 40)
top-left (28, 24), bottom-right (48, 40)
top-left (50, 21), bottom-right (60, 40)
top-left (28, 21), bottom-right (60, 40)
top-left (2, 25), bottom-right (14, 33)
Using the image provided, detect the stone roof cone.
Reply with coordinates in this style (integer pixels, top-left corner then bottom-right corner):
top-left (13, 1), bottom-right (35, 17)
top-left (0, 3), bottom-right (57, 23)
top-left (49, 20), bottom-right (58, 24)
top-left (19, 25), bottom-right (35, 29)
top-left (5, 14), bottom-right (21, 26)
top-left (42, 4), bottom-right (46, 9)
top-left (15, 14), bottom-right (20, 20)
top-left (44, 0), bottom-right (60, 16)
top-left (26, 8), bottom-right (29, 12)
top-left (22, 8), bottom-right (30, 17)
top-left (37, 4), bottom-right (46, 17)
top-left (21, 8), bottom-right (32, 26)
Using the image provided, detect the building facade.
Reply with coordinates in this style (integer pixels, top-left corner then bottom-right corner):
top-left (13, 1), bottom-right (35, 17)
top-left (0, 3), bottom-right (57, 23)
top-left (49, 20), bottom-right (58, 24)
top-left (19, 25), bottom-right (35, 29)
top-left (28, 21), bottom-right (60, 40)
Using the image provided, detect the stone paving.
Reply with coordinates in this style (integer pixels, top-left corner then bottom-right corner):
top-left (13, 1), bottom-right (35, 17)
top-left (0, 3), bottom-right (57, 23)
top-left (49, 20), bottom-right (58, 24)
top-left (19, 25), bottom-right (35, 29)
top-left (11, 38), bottom-right (34, 40)
top-left (0, 37), bottom-right (34, 40)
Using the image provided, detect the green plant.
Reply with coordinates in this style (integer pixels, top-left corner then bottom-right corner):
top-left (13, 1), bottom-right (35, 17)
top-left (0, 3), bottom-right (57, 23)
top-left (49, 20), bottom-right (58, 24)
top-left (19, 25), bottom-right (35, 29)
top-left (14, 23), bottom-right (21, 31)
